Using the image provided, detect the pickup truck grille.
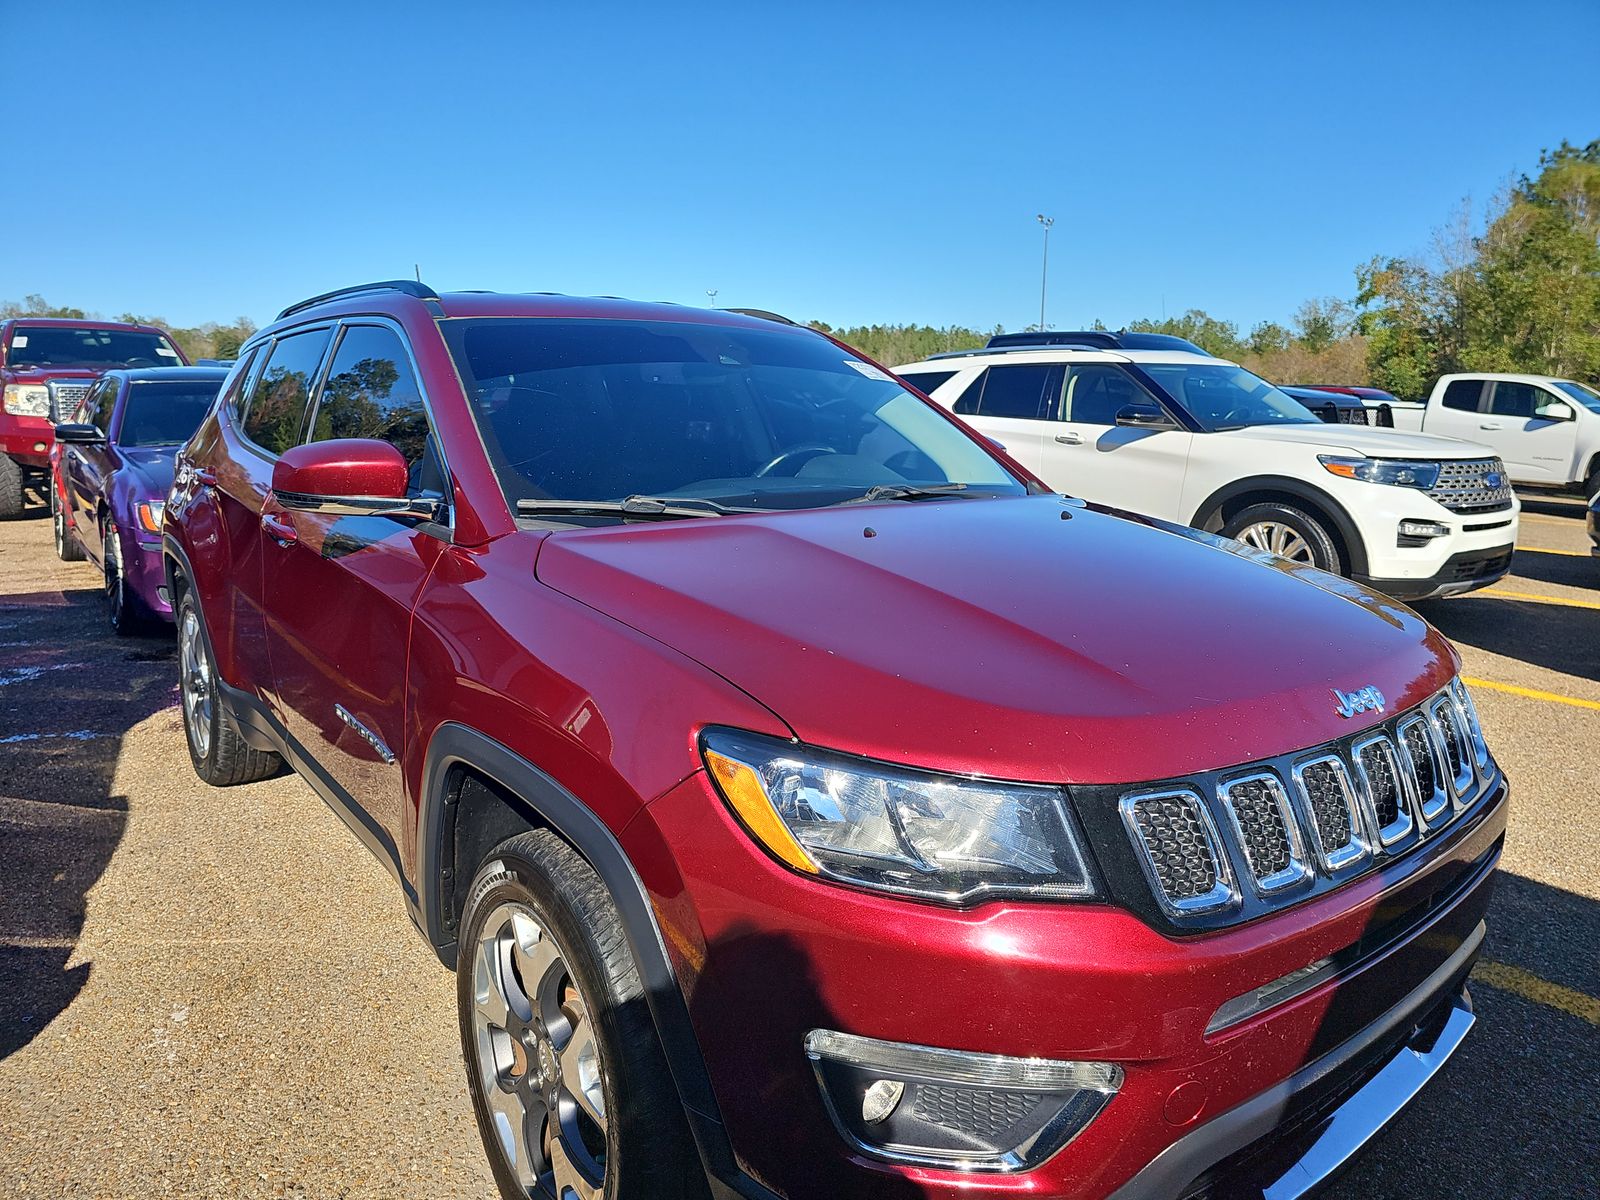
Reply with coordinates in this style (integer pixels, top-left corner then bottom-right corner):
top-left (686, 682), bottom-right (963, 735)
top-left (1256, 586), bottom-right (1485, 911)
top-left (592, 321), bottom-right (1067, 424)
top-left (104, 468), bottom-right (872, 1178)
top-left (1100, 682), bottom-right (1500, 927)
top-left (1428, 458), bottom-right (1513, 514)
top-left (47, 380), bottom-right (93, 422)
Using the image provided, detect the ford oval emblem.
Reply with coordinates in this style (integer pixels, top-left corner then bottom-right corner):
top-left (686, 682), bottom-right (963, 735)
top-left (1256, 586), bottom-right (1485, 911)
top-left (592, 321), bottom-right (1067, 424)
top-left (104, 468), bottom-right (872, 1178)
top-left (1333, 686), bottom-right (1386, 719)
top-left (1484, 471), bottom-right (1504, 488)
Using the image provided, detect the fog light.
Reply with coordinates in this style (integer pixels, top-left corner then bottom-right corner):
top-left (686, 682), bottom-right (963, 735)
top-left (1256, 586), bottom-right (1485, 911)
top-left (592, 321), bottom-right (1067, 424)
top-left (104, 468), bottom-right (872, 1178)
top-left (804, 1029), bottom-right (1121, 1171)
top-left (33, 441), bottom-right (47, 453)
top-left (1398, 519), bottom-right (1449, 544)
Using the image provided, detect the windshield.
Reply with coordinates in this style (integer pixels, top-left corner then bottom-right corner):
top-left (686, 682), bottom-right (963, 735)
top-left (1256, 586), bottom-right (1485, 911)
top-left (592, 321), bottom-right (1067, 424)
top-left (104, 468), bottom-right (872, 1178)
top-left (441, 318), bottom-right (1024, 518)
top-left (6, 326), bottom-right (182, 369)
top-left (118, 381), bottom-right (218, 446)
top-left (1552, 380), bottom-right (1600, 414)
top-left (1138, 362), bottom-right (1319, 430)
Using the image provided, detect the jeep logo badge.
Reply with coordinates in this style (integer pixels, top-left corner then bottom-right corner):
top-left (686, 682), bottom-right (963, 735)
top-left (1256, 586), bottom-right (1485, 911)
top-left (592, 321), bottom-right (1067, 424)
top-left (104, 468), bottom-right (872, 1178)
top-left (1333, 686), bottom-right (1385, 719)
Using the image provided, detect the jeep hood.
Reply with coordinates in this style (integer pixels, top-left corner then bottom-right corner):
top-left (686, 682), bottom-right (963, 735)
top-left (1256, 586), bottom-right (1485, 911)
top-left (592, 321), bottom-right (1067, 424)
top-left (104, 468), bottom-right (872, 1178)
top-left (1218, 424), bottom-right (1493, 459)
top-left (535, 497), bottom-right (1456, 785)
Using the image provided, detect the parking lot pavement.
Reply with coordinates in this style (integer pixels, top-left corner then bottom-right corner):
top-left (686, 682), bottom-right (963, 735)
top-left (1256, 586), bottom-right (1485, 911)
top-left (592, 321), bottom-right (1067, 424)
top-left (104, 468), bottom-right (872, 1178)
top-left (1, 498), bottom-right (1595, 1200)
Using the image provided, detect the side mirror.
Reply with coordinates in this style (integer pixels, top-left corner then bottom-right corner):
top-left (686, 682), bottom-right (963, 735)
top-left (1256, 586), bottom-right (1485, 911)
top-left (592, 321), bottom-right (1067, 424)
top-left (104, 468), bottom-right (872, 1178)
top-left (1537, 398), bottom-right (1576, 422)
top-left (271, 438), bottom-right (438, 520)
top-left (54, 423), bottom-right (104, 444)
top-left (1114, 403), bottom-right (1176, 430)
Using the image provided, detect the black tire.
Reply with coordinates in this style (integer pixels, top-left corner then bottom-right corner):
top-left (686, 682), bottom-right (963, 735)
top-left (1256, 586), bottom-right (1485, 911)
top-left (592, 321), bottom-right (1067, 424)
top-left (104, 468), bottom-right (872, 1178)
top-left (1583, 460), bottom-right (1599, 502)
top-left (1221, 501), bottom-right (1343, 573)
top-left (176, 589), bottom-right (282, 786)
top-left (0, 454), bottom-right (23, 519)
top-left (52, 483), bottom-right (85, 561)
top-left (458, 829), bottom-right (705, 1200)
top-left (104, 524), bottom-right (149, 636)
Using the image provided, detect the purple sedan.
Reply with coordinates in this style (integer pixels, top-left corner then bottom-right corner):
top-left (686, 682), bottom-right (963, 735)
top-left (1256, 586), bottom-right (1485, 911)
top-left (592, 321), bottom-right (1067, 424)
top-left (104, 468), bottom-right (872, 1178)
top-left (51, 367), bottom-right (227, 633)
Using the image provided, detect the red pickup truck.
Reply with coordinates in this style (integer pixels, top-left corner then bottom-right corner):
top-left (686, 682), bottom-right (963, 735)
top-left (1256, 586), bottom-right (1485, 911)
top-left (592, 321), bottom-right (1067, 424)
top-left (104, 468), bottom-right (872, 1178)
top-left (1, 317), bottom-right (188, 516)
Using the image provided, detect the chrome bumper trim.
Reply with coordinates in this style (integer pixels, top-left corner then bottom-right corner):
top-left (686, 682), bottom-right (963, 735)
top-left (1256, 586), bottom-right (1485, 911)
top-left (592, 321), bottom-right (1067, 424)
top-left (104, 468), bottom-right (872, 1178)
top-left (1110, 920), bottom-right (1483, 1200)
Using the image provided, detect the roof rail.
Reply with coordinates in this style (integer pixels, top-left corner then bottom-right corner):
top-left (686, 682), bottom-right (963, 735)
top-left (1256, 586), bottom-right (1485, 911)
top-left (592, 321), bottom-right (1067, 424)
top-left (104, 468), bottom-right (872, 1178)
top-left (276, 280), bottom-right (441, 322)
top-left (723, 307), bottom-right (800, 327)
top-left (987, 330), bottom-right (1121, 350)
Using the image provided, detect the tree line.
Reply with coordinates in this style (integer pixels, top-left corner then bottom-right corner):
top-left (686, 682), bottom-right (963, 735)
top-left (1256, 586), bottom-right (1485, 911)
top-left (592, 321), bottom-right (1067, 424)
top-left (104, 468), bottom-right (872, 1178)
top-left (7, 141), bottom-right (1594, 398)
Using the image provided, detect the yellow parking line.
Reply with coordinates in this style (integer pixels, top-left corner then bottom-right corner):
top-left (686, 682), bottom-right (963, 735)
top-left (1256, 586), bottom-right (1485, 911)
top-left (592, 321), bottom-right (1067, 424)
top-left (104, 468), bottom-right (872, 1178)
top-left (1479, 588), bottom-right (1600, 610)
top-left (1461, 676), bottom-right (1600, 712)
top-left (1515, 546), bottom-right (1591, 558)
top-left (1471, 960), bottom-right (1600, 1026)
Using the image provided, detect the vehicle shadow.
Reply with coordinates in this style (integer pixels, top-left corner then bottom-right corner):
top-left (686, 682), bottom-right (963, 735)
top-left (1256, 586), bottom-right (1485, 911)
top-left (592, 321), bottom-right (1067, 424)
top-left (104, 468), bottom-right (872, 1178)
top-left (1515, 493), bottom-right (1587, 520)
top-left (1416, 596), bottom-right (1600, 685)
top-left (1508, 548), bottom-right (1596, 591)
top-left (0, 586), bottom-right (175, 1061)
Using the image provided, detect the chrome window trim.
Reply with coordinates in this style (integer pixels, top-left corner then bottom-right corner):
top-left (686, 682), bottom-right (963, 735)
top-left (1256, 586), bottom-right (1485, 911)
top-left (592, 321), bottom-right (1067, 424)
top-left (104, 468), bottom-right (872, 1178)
top-left (1396, 714), bottom-right (1451, 830)
top-left (1118, 788), bottom-right (1238, 917)
top-left (1351, 734), bottom-right (1414, 850)
top-left (1289, 755), bottom-right (1370, 874)
top-left (1427, 695), bottom-right (1475, 808)
top-left (1216, 771), bottom-right (1311, 895)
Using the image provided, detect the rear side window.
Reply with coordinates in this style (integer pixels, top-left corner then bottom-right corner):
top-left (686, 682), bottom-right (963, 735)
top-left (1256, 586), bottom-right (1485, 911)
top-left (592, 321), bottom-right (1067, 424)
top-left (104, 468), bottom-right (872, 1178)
top-left (310, 324), bottom-right (441, 496)
top-left (242, 329), bottom-right (332, 455)
top-left (954, 364), bottom-right (1058, 420)
top-left (1440, 379), bottom-right (1483, 411)
top-left (898, 369), bottom-right (957, 397)
top-left (223, 346), bottom-right (262, 421)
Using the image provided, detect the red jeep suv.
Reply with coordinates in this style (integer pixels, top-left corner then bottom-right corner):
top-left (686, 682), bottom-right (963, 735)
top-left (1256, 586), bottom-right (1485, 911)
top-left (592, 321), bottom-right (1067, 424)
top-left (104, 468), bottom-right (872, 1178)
top-left (164, 282), bottom-right (1508, 1200)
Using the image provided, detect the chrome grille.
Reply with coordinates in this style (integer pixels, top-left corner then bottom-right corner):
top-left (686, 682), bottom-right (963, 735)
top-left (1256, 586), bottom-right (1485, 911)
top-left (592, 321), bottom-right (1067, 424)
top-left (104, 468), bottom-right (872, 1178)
top-left (1220, 774), bottom-right (1307, 892)
top-left (1114, 683), bottom-right (1499, 927)
top-left (1354, 735), bottom-right (1412, 847)
top-left (1121, 790), bottom-right (1232, 915)
top-left (47, 380), bottom-right (92, 422)
top-left (1427, 457), bottom-right (1513, 514)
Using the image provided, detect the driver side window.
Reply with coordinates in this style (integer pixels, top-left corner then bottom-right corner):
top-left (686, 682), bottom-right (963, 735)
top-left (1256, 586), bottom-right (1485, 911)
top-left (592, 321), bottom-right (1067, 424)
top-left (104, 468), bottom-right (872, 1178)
top-left (1059, 365), bottom-right (1163, 426)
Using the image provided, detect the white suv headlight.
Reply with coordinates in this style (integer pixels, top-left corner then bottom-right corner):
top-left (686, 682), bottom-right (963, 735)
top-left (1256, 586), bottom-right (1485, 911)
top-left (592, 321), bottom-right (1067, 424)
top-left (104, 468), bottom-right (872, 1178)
top-left (1318, 455), bottom-right (1442, 489)
top-left (3, 384), bottom-right (51, 417)
top-left (701, 728), bottom-right (1096, 903)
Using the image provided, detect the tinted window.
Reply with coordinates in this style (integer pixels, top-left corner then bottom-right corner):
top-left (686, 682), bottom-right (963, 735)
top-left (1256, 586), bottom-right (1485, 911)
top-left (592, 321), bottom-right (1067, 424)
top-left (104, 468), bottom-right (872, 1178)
top-left (223, 346), bottom-right (262, 421)
top-left (898, 370), bottom-right (957, 396)
top-left (1440, 379), bottom-right (1483, 411)
top-left (242, 329), bottom-right (331, 455)
top-left (1488, 381), bottom-right (1539, 419)
top-left (952, 372), bottom-right (986, 415)
top-left (971, 364), bottom-right (1057, 420)
top-left (88, 379), bottom-right (117, 435)
top-left (441, 318), bottom-right (1021, 514)
top-left (119, 381), bottom-right (221, 447)
top-left (6, 326), bottom-right (181, 368)
top-left (1137, 363), bottom-right (1316, 431)
top-left (310, 325), bottom-right (439, 496)
top-left (1061, 364), bottom-right (1162, 425)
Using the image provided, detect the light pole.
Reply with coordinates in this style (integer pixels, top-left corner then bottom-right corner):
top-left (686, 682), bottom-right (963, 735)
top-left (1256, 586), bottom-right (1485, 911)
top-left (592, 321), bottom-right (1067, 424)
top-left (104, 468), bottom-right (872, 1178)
top-left (706, 289), bottom-right (719, 308)
top-left (1035, 214), bottom-right (1054, 332)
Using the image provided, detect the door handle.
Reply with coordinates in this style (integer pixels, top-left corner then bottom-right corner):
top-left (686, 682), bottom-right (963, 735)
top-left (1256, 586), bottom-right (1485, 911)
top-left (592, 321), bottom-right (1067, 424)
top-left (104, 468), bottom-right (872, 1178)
top-left (260, 511), bottom-right (298, 546)
top-left (1054, 432), bottom-right (1083, 445)
top-left (1478, 422), bottom-right (1502, 430)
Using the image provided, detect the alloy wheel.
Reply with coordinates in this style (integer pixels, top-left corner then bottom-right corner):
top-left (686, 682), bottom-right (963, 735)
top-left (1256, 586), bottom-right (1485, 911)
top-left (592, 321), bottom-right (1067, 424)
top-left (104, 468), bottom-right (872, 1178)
top-left (1236, 520), bottom-right (1314, 564)
top-left (470, 902), bottom-right (608, 1200)
top-left (54, 501), bottom-right (67, 555)
top-left (104, 530), bottom-right (125, 628)
top-left (179, 607), bottom-right (214, 759)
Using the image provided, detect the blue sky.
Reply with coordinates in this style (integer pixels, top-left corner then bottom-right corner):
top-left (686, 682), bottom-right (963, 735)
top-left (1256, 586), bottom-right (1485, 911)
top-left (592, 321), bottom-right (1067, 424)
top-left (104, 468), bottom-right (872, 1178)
top-left (4, 0), bottom-right (1596, 333)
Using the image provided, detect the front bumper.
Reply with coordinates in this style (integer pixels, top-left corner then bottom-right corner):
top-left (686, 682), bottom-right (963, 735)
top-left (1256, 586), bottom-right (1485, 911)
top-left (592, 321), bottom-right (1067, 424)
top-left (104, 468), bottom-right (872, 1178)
top-left (628, 768), bottom-right (1508, 1200)
top-left (1, 415), bottom-right (54, 470)
top-left (1355, 543), bottom-right (1515, 601)
top-left (129, 536), bottom-right (175, 618)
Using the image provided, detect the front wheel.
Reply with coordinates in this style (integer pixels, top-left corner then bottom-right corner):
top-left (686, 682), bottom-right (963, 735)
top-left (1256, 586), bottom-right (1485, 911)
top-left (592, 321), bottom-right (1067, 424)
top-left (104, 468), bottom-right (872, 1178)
top-left (53, 484), bottom-right (84, 561)
top-left (0, 454), bottom-right (23, 519)
top-left (458, 830), bottom-right (705, 1200)
top-left (105, 524), bottom-right (146, 635)
top-left (176, 591), bottom-right (282, 785)
top-left (1222, 502), bottom-right (1342, 573)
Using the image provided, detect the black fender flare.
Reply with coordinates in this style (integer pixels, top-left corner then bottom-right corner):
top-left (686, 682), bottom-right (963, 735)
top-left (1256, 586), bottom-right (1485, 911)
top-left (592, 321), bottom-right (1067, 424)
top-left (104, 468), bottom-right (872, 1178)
top-left (1190, 475), bottom-right (1369, 577)
top-left (417, 724), bottom-right (765, 1199)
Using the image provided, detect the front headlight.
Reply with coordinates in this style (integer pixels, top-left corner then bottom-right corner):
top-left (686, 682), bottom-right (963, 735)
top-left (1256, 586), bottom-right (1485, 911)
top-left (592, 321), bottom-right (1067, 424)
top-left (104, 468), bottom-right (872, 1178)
top-left (136, 501), bottom-right (165, 534)
top-left (3, 384), bottom-right (50, 417)
top-left (700, 728), bottom-right (1096, 903)
top-left (1318, 455), bottom-right (1441, 489)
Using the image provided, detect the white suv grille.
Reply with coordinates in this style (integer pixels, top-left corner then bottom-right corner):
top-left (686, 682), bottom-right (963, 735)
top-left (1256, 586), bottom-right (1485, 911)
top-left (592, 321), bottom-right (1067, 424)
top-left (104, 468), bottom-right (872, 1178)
top-left (1428, 458), bottom-right (1513, 514)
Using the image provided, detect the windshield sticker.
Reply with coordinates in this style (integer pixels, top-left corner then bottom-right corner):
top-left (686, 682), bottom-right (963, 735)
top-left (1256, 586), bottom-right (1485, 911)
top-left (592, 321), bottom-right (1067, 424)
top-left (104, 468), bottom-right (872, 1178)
top-left (844, 359), bottom-right (892, 381)
top-left (156, 347), bottom-right (179, 357)
top-left (10, 335), bottom-right (25, 348)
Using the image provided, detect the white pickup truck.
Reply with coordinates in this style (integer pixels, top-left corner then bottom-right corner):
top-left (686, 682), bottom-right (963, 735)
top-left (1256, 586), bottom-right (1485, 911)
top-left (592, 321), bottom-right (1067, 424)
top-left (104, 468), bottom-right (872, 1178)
top-left (1372, 374), bottom-right (1600, 495)
top-left (897, 336), bottom-right (1520, 601)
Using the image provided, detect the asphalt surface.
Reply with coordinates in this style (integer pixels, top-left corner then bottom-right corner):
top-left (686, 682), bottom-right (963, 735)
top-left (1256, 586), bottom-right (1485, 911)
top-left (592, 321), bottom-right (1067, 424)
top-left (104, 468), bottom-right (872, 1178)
top-left (1, 495), bottom-right (1596, 1199)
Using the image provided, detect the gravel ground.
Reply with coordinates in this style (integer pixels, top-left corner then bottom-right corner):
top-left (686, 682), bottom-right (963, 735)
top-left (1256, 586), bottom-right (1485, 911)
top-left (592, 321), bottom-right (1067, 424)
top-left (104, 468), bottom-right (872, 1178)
top-left (1, 497), bottom-right (1595, 1199)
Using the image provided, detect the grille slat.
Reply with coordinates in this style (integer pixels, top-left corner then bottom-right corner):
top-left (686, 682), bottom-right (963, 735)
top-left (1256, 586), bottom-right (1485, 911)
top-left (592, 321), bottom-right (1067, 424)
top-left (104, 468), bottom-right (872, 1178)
top-left (1399, 717), bottom-right (1450, 828)
top-left (47, 381), bottom-right (92, 422)
top-left (1220, 775), bottom-right (1307, 892)
top-left (1427, 457), bottom-right (1513, 514)
top-left (1354, 736), bottom-right (1412, 848)
top-left (1122, 790), bottom-right (1232, 915)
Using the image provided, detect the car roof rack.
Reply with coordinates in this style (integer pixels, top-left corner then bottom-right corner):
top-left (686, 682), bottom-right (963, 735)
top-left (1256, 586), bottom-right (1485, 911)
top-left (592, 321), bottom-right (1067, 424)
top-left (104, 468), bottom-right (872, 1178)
top-left (723, 307), bottom-right (800, 327)
top-left (276, 280), bottom-right (441, 321)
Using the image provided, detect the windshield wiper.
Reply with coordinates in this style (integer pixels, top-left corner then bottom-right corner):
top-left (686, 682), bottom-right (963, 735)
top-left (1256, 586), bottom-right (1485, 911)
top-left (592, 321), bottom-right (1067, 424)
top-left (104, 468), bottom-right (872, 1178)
top-left (515, 495), bottom-right (754, 521)
top-left (840, 482), bottom-right (972, 505)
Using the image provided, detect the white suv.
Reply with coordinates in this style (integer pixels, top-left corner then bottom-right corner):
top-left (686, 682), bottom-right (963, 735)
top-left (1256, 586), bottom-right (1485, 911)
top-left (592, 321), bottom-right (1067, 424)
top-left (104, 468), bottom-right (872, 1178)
top-left (896, 337), bottom-right (1520, 600)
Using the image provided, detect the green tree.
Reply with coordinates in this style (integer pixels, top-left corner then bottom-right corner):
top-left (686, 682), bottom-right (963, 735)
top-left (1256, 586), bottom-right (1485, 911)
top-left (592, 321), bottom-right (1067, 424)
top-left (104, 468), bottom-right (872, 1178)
top-left (1292, 297), bottom-right (1353, 353)
top-left (1123, 310), bottom-right (1246, 358)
